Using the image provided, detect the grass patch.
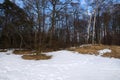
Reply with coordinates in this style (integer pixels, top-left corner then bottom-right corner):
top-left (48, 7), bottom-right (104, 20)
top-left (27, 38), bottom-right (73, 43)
top-left (13, 49), bottom-right (52, 60)
top-left (13, 49), bottom-right (55, 55)
top-left (13, 50), bottom-right (32, 55)
top-left (68, 44), bottom-right (120, 59)
top-left (102, 46), bottom-right (120, 58)
top-left (22, 54), bottom-right (52, 60)
top-left (68, 44), bottom-right (105, 55)
top-left (42, 48), bottom-right (55, 52)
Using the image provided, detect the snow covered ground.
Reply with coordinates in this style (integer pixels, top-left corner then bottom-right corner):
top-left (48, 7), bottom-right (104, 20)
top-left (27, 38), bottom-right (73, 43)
top-left (0, 50), bottom-right (120, 80)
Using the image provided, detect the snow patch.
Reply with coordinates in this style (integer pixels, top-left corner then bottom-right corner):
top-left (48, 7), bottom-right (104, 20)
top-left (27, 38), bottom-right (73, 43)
top-left (98, 49), bottom-right (111, 56)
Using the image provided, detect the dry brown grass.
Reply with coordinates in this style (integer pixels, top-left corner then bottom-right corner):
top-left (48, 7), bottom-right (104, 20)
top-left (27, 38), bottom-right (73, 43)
top-left (13, 48), bottom-right (59, 55)
top-left (13, 50), bottom-right (52, 60)
top-left (42, 48), bottom-right (55, 52)
top-left (68, 44), bottom-right (120, 59)
top-left (102, 46), bottom-right (120, 58)
top-left (22, 54), bottom-right (52, 60)
top-left (13, 50), bottom-right (32, 55)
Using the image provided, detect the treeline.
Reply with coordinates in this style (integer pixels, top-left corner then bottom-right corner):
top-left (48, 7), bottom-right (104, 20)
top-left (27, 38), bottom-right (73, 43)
top-left (0, 0), bottom-right (119, 50)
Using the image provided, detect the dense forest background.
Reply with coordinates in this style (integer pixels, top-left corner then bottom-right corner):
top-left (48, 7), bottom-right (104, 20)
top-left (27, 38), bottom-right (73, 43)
top-left (0, 0), bottom-right (119, 51)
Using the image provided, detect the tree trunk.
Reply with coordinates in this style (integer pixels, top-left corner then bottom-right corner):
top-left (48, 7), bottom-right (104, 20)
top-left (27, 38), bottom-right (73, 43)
top-left (87, 14), bottom-right (92, 44)
top-left (92, 10), bottom-right (96, 44)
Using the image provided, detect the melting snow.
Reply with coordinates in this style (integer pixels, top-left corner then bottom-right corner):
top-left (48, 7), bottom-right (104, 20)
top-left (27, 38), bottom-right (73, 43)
top-left (98, 49), bottom-right (111, 56)
top-left (0, 50), bottom-right (120, 80)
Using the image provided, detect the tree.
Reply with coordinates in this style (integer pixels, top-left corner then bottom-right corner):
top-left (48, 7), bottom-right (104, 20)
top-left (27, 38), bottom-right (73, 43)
top-left (0, 0), bottom-right (32, 48)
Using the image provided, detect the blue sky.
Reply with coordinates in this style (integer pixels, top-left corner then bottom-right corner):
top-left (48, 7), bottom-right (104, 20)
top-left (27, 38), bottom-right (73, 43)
top-left (0, 0), bottom-right (87, 9)
top-left (0, 0), bottom-right (120, 4)
top-left (0, 0), bottom-right (4, 3)
top-left (0, 0), bottom-right (86, 5)
top-left (0, 0), bottom-right (23, 8)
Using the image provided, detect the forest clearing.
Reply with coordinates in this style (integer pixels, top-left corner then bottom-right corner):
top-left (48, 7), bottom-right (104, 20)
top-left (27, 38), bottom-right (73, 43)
top-left (0, 0), bottom-right (120, 80)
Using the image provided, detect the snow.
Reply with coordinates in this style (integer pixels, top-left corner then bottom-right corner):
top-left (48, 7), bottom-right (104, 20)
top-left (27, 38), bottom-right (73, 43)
top-left (0, 50), bottom-right (120, 80)
top-left (98, 49), bottom-right (112, 56)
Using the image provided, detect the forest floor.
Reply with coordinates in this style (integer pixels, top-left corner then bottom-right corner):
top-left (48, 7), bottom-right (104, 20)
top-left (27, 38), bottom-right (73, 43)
top-left (1, 44), bottom-right (118, 60)
top-left (68, 44), bottom-right (120, 59)
top-left (1, 44), bottom-right (119, 60)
